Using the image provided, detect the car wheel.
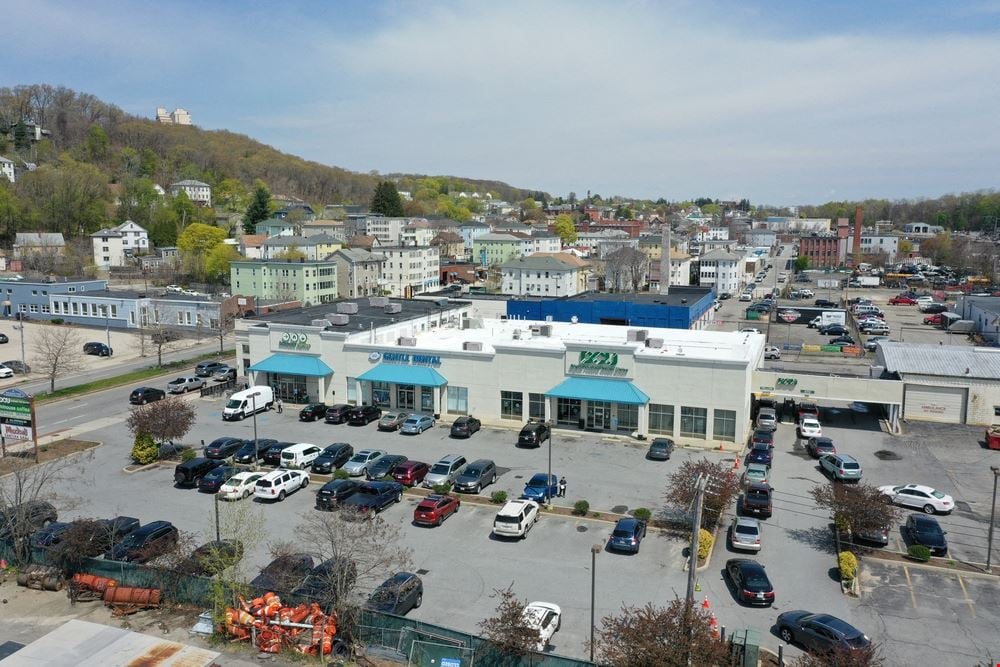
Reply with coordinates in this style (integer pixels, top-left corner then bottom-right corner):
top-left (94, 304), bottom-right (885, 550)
top-left (244, 489), bottom-right (251, 499)
top-left (923, 504), bottom-right (936, 514)
top-left (779, 627), bottom-right (793, 643)
top-left (492, 473), bottom-right (497, 484)
top-left (301, 477), bottom-right (309, 489)
top-left (414, 592), bottom-right (422, 608)
top-left (278, 490), bottom-right (286, 501)
top-left (396, 491), bottom-right (403, 503)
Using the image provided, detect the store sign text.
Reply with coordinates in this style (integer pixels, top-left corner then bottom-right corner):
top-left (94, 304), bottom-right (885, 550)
top-left (569, 350), bottom-right (628, 377)
top-left (382, 352), bottom-right (442, 367)
top-left (279, 332), bottom-right (311, 350)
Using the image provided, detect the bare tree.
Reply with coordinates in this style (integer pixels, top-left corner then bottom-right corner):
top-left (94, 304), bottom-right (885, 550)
top-left (477, 584), bottom-right (537, 659)
top-left (810, 482), bottom-right (900, 540)
top-left (604, 252), bottom-right (627, 292)
top-left (664, 458), bottom-right (741, 529)
top-left (125, 397), bottom-right (196, 449)
top-left (33, 325), bottom-right (83, 392)
top-left (618, 247), bottom-right (650, 292)
top-left (148, 319), bottom-right (180, 366)
top-left (217, 311), bottom-right (236, 355)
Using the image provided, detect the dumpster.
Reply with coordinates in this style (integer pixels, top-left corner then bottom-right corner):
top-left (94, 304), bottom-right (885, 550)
top-left (987, 426), bottom-right (1000, 450)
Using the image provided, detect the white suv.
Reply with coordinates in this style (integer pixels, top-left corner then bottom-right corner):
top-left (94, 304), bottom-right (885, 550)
top-left (492, 500), bottom-right (539, 539)
top-left (522, 602), bottom-right (562, 651)
top-left (254, 469), bottom-right (309, 502)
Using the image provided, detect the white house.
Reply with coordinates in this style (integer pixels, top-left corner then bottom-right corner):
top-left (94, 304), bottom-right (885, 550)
top-left (401, 221), bottom-right (436, 247)
top-left (0, 155), bottom-right (14, 183)
top-left (698, 247), bottom-right (742, 295)
top-left (90, 221), bottom-right (149, 269)
top-left (379, 245), bottom-right (440, 298)
top-left (501, 254), bottom-right (583, 297)
top-left (695, 226), bottom-right (729, 242)
top-left (530, 232), bottom-right (562, 254)
top-left (169, 180), bottom-right (212, 206)
top-left (365, 216), bottom-right (420, 246)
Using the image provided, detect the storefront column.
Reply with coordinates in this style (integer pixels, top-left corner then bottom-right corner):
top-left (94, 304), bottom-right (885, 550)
top-left (317, 375), bottom-right (326, 404)
top-left (433, 386), bottom-right (442, 419)
top-left (637, 403), bottom-right (648, 439)
top-left (545, 396), bottom-right (554, 423)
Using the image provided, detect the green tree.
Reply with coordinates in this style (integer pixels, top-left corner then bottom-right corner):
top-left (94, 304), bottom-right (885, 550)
top-left (117, 177), bottom-right (160, 228)
top-left (520, 197), bottom-right (537, 211)
top-left (83, 124), bottom-right (109, 162)
top-left (205, 243), bottom-right (240, 282)
top-left (242, 182), bottom-right (272, 234)
top-left (118, 147), bottom-right (140, 177)
top-left (216, 178), bottom-right (248, 213)
top-left (370, 180), bottom-right (404, 217)
top-left (16, 155), bottom-right (109, 236)
top-left (139, 148), bottom-right (158, 178)
top-left (274, 245), bottom-right (307, 261)
top-left (794, 255), bottom-right (810, 272)
top-left (130, 432), bottom-right (159, 465)
top-left (614, 204), bottom-right (634, 220)
top-left (178, 222), bottom-right (228, 278)
top-left (149, 207), bottom-right (179, 247)
top-left (12, 120), bottom-right (29, 152)
top-left (0, 184), bottom-right (23, 247)
top-left (553, 213), bottom-right (577, 245)
top-left (701, 203), bottom-right (721, 216)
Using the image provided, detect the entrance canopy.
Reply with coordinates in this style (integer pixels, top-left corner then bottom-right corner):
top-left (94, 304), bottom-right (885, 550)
top-left (357, 363), bottom-right (447, 387)
top-left (545, 377), bottom-right (650, 405)
top-left (249, 354), bottom-right (333, 377)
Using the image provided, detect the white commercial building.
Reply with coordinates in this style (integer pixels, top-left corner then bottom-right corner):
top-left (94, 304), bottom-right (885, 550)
top-left (501, 254), bottom-right (584, 297)
top-left (236, 298), bottom-right (764, 446)
top-left (379, 245), bottom-right (440, 298)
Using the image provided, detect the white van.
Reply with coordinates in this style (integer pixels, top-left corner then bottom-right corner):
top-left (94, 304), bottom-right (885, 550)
top-left (280, 443), bottom-right (322, 469)
top-left (853, 304), bottom-right (880, 316)
top-left (222, 386), bottom-right (274, 421)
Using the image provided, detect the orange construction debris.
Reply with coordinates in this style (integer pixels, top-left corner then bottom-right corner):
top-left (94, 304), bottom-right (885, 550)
top-left (222, 593), bottom-right (343, 656)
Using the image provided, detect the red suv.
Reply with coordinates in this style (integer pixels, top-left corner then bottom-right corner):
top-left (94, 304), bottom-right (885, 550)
top-left (392, 460), bottom-right (430, 487)
top-left (923, 313), bottom-right (945, 325)
top-left (796, 402), bottom-right (819, 423)
top-left (413, 494), bottom-right (460, 526)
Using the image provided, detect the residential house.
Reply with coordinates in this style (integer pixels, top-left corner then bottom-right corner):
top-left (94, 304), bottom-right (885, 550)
top-left (13, 232), bottom-right (66, 260)
top-left (472, 233), bottom-right (533, 267)
top-left (300, 220), bottom-right (346, 242)
top-left (501, 254), bottom-right (586, 297)
top-left (255, 217), bottom-right (299, 237)
top-left (526, 252), bottom-right (591, 294)
top-left (365, 216), bottom-right (421, 246)
top-left (330, 248), bottom-right (386, 298)
top-left (457, 221), bottom-right (491, 251)
top-left (531, 232), bottom-right (562, 254)
top-left (430, 231), bottom-right (466, 260)
top-left (230, 259), bottom-right (339, 306)
top-left (239, 234), bottom-right (267, 260)
top-left (401, 220), bottom-right (436, 247)
top-left (262, 234), bottom-right (342, 261)
top-left (694, 226), bottom-right (729, 242)
top-left (91, 221), bottom-right (149, 269)
top-left (169, 180), bottom-right (211, 206)
top-left (0, 155), bottom-right (14, 183)
top-left (347, 235), bottom-right (381, 251)
top-left (697, 247), bottom-right (742, 295)
top-left (379, 245), bottom-right (440, 298)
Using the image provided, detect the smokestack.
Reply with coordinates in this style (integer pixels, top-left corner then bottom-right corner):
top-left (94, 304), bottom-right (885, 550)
top-left (658, 225), bottom-right (671, 295)
top-left (853, 205), bottom-right (863, 264)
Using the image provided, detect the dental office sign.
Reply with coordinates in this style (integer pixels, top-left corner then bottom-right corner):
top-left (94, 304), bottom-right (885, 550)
top-left (382, 352), bottom-right (442, 367)
top-left (568, 350), bottom-right (629, 378)
top-left (279, 332), bottom-right (311, 350)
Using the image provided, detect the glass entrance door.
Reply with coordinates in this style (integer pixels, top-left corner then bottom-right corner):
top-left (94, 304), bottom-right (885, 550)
top-left (420, 386), bottom-right (434, 412)
top-left (586, 401), bottom-right (612, 430)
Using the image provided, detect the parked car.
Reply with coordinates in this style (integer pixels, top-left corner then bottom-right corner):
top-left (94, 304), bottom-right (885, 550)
top-left (392, 460), bottom-right (430, 487)
top-left (262, 442), bottom-right (297, 466)
top-left (521, 473), bottom-right (559, 503)
top-left (742, 463), bottom-right (770, 487)
top-left (818, 324), bottom-right (849, 336)
top-left (348, 404), bottom-right (382, 426)
top-left (129, 387), bottom-right (166, 404)
top-left (798, 418), bottom-right (822, 439)
top-left (167, 375), bottom-right (205, 394)
top-left (176, 539), bottom-right (244, 576)
top-left (763, 346), bottom-right (781, 360)
top-left (413, 494), bottom-right (461, 526)
top-left (776, 611), bottom-right (870, 653)
top-left (453, 459), bottom-right (497, 493)
top-left (863, 336), bottom-right (890, 351)
top-left (923, 313), bottom-right (946, 325)
top-left (299, 403), bottom-right (328, 422)
top-left (742, 483), bottom-right (773, 518)
top-left (797, 402), bottom-right (819, 422)
top-left (339, 481), bottom-right (404, 516)
top-left (756, 408), bottom-right (778, 432)
top-left (365, 572), bottom-right (423, 615)
top-left (195, 361), bottom-right (226, 377)
top-left (212, 365), bottom-right (237, 382)
top-left (805, 437), bottom-right (836, 458)
top-left (0, 501), bottom-right (58, 542)
top-left (367, 454), bottom-right (408, 480)
top-left (522, 602), bottom-right (562, 651)
top-left (726, 559), bottom-right (774, 606)
top-left (814, 299), bottom-right (838, 308)
top-left (819, 453), bottom-right (863, 482)
top-left (254, 469), bottom-right (310, 502)
top-left (746, 442), bottom-right (773, 466)
top-left (730, 516), bottom-right (762, 552)
top-left (198, 464), bottom-right (238, 493)
top-left (310, 443), bottom-right (354, 474)
top-left (342, 449), bottom-right (386, 477)
top-left (251, 553), bottom-right (314, 593)
top-left (59, 517), bottom-right (140, 556)
top-left (377, 412), bottom-right (409, 431)
top-left (280, 443), bottom-right (323, 469)
top-left (517, 421), bottom-right (550, 447)
top-left (233, 438), bottom-right (278, 465)
top-left (905, 514), bottom-right (948, 556)
top-left (450, 415), bottom-right (482, 438)
top-left (174, 458), bottom-right (224, 487)
top-left (492, 499), bottom-right (540, 539)
top-left (401, 414), bottom-right (435, 434)
top-left (646, 437), bottom-right (675, 461)
top-left (0, 333), bottom-right (7, 343)
top-left (878, 483), bottom-right (955, 514)
top-left (422, 455), bottom-right (468, 488)
top-left (608, 517), bottom-right (647, 553)
top-left (204, 436), bottom-right (244, 460)
top-left (2, 360), bottom-right (30, 374)
top-left (739, 293), bottom-right (752, 302)
top-left (828, 336), bottom-right (856, 348)
top-left (324, 404), bottom-right (353, 424)
top-left (315, 479), bottom-right (361, 511)
top-left (218, 472), bottom-right (266, 500)
top-left (0, 363), bottom-right (13, 378)
top-left (83, 341), bottom-right (113, 357)
top-left (889, 295), bottom-right (917, 305)
top-left (104, 520), bottom-right (179, 563)
top-left (918, 302), bottom-right (948, 314)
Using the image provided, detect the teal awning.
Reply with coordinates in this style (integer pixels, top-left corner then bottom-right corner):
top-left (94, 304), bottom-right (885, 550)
top-left (357, 363), bottom-right (447, 387)
top-left (545, 377), bottom-right (649, 405)
top-left (249, 354), bottom-right (333, 377)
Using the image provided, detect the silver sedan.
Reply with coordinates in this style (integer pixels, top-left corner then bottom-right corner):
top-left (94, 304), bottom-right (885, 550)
top-left (730, 516), bottom-right (762, 552)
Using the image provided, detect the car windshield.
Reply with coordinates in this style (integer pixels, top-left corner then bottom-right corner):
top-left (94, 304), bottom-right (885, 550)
top-left (464, 467), bottom-right (481, 476)
top-left (349, 454), bottom-right (368, 463)
top-left (527, 476), bottom-right (549, 487)
top-left (430, 464), bottom-right (449, 475)
top-left (225, 399), bottom-right (241, 409)
top-left (735, 524), bottom-right (759, 536)
top-left (931, 490), bottom-right (946, 499)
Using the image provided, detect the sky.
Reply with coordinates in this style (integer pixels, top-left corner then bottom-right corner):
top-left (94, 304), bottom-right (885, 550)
top-left (5, 0), bottom-right (1000, 205)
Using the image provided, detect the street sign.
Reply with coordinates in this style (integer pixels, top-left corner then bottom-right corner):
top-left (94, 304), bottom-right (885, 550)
top-left (0, 387), bottom-right (36, 455)
top-left (1, 422), bottom-right (32, 442)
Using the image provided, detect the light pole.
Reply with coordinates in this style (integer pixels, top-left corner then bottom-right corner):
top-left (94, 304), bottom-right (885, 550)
top-left (249, 390), bottom-right (261, 468)
top-left (546, 419), bottom-right (555, 507)
top-left (987, 466), bottom-right (999, 571)
top-left (590, 542), bottom-right (601, 662)
top-left (15, 314), bottom-right (25, 371)
top-left (105, 306), bottom-right (111, 351)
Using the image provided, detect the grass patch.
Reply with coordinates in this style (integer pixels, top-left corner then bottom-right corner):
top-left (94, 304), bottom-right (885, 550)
top-left (35, 350), bottom-right (234, 403)
top-left (0, 439), bottom-right (100, 475)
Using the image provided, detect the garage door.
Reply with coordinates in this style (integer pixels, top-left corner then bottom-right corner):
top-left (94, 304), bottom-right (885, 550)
top-left (904, 385), bottom-right (967, 423)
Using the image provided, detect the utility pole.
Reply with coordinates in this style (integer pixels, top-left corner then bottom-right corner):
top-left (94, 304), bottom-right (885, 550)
top-left (686, 474), bottom-right (707, 604)
top-left (987, 466), bottom-right (999, 572)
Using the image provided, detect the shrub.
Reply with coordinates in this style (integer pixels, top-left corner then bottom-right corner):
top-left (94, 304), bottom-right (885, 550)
top-left (50, 318), bottom-right (64, 325)
top-left (130, 432), bottom-right (159, 465)
top-left (908, 544), bottom-right (932, 562)
top-left (432, 482), bottom-right (453, 495)
top-left (490, 490), bottom-right (508, 504)
top-left (333, 469), bottom-right (350, 480)
top-left (573, 500), bottom-right (590, 516)
top-left (838, 551), bottom-right (858, 581)
top-left (697, 528), bottom-right (714, 560)
top-left (633, 507), bottom-right (652, 522)
top-left (180, 448), bottom-right (196, 462)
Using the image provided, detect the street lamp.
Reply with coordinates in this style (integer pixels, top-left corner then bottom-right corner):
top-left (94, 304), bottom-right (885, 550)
top-left (14, 314), bottom-right (25, 372)
top-left (546, 419), bottom-right (555, 507)
top-left (590, 542), bottom-right (602, 663)
top-left (248, 390), bottom-right (262, 468)
top-left (987, 466), bottom-right (999, 571)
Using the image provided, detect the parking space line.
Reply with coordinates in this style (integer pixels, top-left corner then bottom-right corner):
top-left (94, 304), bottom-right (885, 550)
top-left (956, 575), bottom-right (976, 618)
top-left (902, 566), bottom-right (918, 608)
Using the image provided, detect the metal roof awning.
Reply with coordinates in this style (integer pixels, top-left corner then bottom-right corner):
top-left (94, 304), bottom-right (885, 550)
top-left (545, 377), bottom-right (650, 405)
top-left (249, 353), bottom-right (333, 377)
top-left (357, 363), bottom-right (447, 387)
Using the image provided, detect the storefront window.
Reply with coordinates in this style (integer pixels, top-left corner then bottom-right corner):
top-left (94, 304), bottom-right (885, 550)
top-left (272, 374), bottom-right (307, 403)
top-left (500, 390), bottom-right (523, 420)
top-left (397, 384), bottom-right (415, 410)
top-left (649, 404), bottom-right (674, 435)
top-left (528, 393), bottom-right (546, 420)
top-left (346, 377), bottom-right (357, 404)
top-left (713, 409), bottom-right (736, 442)
top-left (448, 386), bottom-right (468, 414)
top-left (616, 404), bottom-right (638, 431)
top-left (557, 398), bottom-right (581, 425)
top-left (680, 406), bottom-right (707, 439)
top-left (372, 381), bottom-right (391, 407)
top-left (421, 386), bottom-right (434, 413)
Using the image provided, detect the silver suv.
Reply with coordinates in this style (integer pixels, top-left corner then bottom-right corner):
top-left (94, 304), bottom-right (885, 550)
top-left (422, 455), bottom-right (468, 488)
top-left (819, 454), bottom-right (863, 482)
top-left (756, 408), bottom-right (778, 432)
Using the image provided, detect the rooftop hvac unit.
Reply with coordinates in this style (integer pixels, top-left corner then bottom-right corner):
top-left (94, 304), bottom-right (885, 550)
top-left (645, 338), bottom-right (664, 348)
top-left (627, 329), bottom-right (649, 341)
top-left (869, 365), bottom-right (885, 379)
top-left (329, 314), bottom-right (350, 325)
top-left (513, 329), bottom-right (522, 340)
top-left (462, 341), bottom-right (483, 351)
top-left (398, 336), bottom-right (417, 346)
top-left (538, 324), bottom-right (553, 337)
top-left (337, 302), bottom-right (359, 314)
top-left (545, 315), bottom-right (553, 322)
top-left (461, 319), bottom-right (473, 329)
top-left (369, 296), bottom-right (389, 307)
top-left (384, 303), bottom-right (402, 314)
top-left (530, 324), bottom-right (542, 334)
top-left (435, 298), bottom-right (450, 307)
top-left (311, 319), bottom-right (331, 327)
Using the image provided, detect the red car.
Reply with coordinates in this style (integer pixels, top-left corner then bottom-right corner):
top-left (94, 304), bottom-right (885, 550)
top-left (392, 460), bottom-right (430, 487)
top-left (923, 313), bottom-right (945, 325)
top-left (413, 494), bottom-right (460, 526)
top-left (889, 296), bottom-right (916, 305)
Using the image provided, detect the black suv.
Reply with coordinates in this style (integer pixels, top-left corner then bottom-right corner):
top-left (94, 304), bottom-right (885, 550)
top-left (450, 416), bottom-right (482, 438)
top-left (174, 457), bottom-right (224, 487)
top-left (104, 520), bottom-right (179, 563)
top-left (299, 403), bottom-right (329, 422)
top-left (129, 387), bottom-right (166, 404)
top-left (233, 438), bottom-right (278, 464)
top-left (742, 483), bottom-right (773, 518)
top-left (37, 516), bottom-right (140, 556)
top-left (263, 442), bottom-right (296, 466)
top-left (315, 479), bottom-right (360, 510)
top-left (83, 341), bottom-right (113, 357)
top-left (0, 500), bottom-right (58, 541)
top-left (325, 404), bottom-right (353, 424)
top-left (195, 361), bottom-right (226, 377)
top-left (204, 436), bottom-right (244, 460)
top-left (311, 443), bottom-right (354, 474)
top-left (365, 572), bottom-right (423, 616)
top-left (348, 405), bottom-right (382, 426)
top-left (517, 421), bottom-right (550, 447)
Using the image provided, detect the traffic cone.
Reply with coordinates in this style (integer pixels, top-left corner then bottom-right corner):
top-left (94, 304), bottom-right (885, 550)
top-left (0, 559), bottom-right (6, 570)
top-left (733, 456), bottom-right (740, 470)
top-left (709, 613), bottom-right (720, 639)
top-left (702, 597), bottom-right (710, 610)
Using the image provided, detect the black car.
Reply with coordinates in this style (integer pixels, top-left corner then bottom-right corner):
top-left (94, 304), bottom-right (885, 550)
top-left (104, 520), bottom-right (179, 563)
top-left (251, 553), bottom-right (314, 593)
top-left (176, 539), bottom-right (244, 576)
top-left (814, 299), bottom-right (838, 308)
top-left (324, 404), bottom-right (353, 424)
top-left (745, 442), bottom-right (773, 467)
top-left (905, 514), bottom-right (948, 556)
top-left (646, 438), bottom-right (675, 461)
top-left (365, 572), bottom-right (423, 616)
top-left (450, 416), bottom-right (482, 438)
top-left (348, 405), bottom-right (382, 426)
top-left (233, 438), bottom-right (278, 464)
top-left (37, 516), bottom-right (141, 555)
top-left (311, 443), bottom-right (354, 474)
top-left (198, 464), bottom-right (238, 493)
top-left (263, 442), bottom-right (297, 466)
top-left (517, 421), bottom-right (550, 447)
top-left (3, 360), bottom-right (31, 374)
top-left (0, 500), bottom-right (58, 542)
top-left (30, 521), bottom-right (72, 549)
top-left (293, 558), bottom-right (358, 609)
top-left (204, 437), bottom-right (244, 460)
top-left (367, 454), bottom-right (408, 480)
top-left (777, 611), bottom-right (870, 653)
top-left (83, 341), bottom-right (113, 357)
top-left (608, 517), bottom-right (647, 553)
top-left (315, 479), bottom-right (361, 510)
top-left (922, 303), bottom-right (948, 314)
top-left (340, 481), bottom-right (404, 516)
top-left (299, 403), bottom-right (328, 422)
top-left (129, 387), bottom-right (166, 404)
top-left (726, 558), bottom-right (774, 605)
top-left (829, 336), bottom-right (856, 346)
top-left (0, 333), bottom-right (7, 344)
top-left (742, 483), bottom-right (773, 518)
top-left (174, 457), bottom-right (224, 487)
top-left (818, 324), bottom-right (849, 336)
top-left (453, 459), bottom-right (497, 493)
top-left (195, 361), bottom-right (226, 377)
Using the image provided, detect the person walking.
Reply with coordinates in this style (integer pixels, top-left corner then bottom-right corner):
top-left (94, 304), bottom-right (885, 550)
top-left (558, 476), bottom-right (567, 498)
top-left (276, 398), bottom-right (283, 414)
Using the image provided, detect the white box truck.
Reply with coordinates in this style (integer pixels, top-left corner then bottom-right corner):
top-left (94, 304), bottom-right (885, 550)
top-left (947, 320), bottom-right (976, 334)
top-left (222, 386), bottom-right (274, 421)
top-left (849, 276), bottom-right (880, 288)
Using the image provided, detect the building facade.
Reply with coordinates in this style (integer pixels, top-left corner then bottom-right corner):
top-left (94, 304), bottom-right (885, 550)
top-left (472, 233), bottom-right (533, 267)
top-left (457, 222), bottom-right (491, 250)
top-left (501, 255), bottom-right (583, 297)
top-left (330, 248), bottom-right (386, 298)
top-left (0, 156), bottom-right (14, 183)
top-left (169, 180), bottom-right (211, 206)
top-left (697, 248), bottom-right (741, 295)
top-left (262, 234), bottom-right (342, 261)
top-left (91, 221), bottom-right (149, 268)
top-left (230, 259), bottom-right (339, 306)
top-left (379, 246), bottom-right (440, 298)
